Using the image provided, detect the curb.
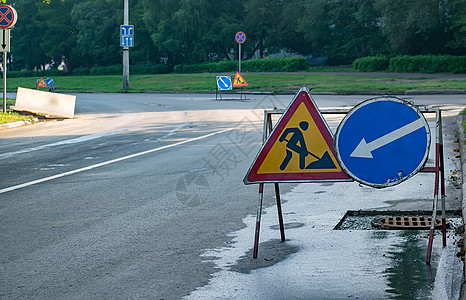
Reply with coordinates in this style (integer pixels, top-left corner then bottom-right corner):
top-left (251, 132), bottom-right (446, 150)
top-left (459, 112), bottom-right (466, 300)
top-left (405, 89), bottom-right (466, 95)
top-left (0, 119), bottom-right (34, 130)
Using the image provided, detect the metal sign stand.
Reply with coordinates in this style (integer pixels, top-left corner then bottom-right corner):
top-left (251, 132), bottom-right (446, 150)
top-left (215, 88), bottom-right (223, 101)
top-left (252, 106), bottom-right (446, 264)
top-left (253, 108), bottom-right (288, 258)
top-left (419, 108), bottom-right (446, 264)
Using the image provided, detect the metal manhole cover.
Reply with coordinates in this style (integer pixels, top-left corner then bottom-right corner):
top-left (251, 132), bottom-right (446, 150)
top-left (371, 216), bottom-right (448, 230)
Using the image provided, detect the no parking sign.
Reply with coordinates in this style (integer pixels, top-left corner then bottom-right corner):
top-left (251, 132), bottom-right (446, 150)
top-left (0, 5), bottom-right (17, 29)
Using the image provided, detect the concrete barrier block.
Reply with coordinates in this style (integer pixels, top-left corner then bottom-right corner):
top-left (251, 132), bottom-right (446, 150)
top-left (11, 87), bottom-right (76, 119)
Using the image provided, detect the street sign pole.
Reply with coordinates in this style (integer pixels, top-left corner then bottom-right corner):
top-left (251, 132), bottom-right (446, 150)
top-left (122, 0), bottom-right (129, 91)
top-left (235, 32), bottom-right (246, 73)
top-left (2, 51), bottom-right (6, 113)
top-left (0, 3), bottom-right (18, 113)
top-left (238, 43), bottom-right (241, 73)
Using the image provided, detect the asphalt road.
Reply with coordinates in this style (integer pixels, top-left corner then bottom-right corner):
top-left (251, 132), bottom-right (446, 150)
top-left (0, 92), bottom-right (464, 299)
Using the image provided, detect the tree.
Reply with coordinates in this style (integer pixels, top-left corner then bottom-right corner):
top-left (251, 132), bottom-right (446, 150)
top-left (70, 0), bottom-right (121, 67)
top-left (37, 0), bottom-right (79, 70)
top-left (128, 0), bottom-right (159, 64)
top-left (5, 0), bottom-right (466, 70)
top-left (295, 0), bottom-right (387, 64)
top-left (448, 0), bottom-right (466, 53)
top-left (10, 0), bottom-right (49, 70)
top-left (141, 0), bottom-right (243, 68)
top-left (243, 0), bottom-right (284, 58)
top-left (375, 0), bottom-right (453, 55)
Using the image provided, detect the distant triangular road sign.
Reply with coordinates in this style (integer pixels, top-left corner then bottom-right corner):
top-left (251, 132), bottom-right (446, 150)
top-left (233, 72), bottom-right (248, 87)
top-left (244, 87), bottom-right (351, 184)
top-left (37, 78), bottom-right (47, 88)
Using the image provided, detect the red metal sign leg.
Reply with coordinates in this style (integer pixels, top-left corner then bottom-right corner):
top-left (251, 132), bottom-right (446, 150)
top-left (426, 142), bottom-right (440, 264)
top-left (439, 142), bottom-right (447, 247)
top-left (253, 183), bottom-right (264, 258)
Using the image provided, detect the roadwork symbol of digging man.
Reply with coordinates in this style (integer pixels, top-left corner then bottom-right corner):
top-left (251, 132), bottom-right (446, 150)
top-left (279, 121), bottom-right (337, 171)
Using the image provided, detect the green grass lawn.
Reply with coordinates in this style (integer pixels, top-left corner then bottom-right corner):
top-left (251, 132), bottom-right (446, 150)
top-left (0, 111), bottom-right (34, 124)
top-left (2, 72), bottom-right (465, 94)
top-left (1, 72), bottom-right (465, 124)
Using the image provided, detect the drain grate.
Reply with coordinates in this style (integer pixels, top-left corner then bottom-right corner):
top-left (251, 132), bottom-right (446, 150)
top-left (371, 216), bottom-right (448, 230)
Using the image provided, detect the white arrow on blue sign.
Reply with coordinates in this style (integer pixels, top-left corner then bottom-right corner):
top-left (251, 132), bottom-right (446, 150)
top-left (120, 36), bottom-right (134, 47)
top-left (216, 76), bottom-right (232, 90)
top-left (334, 97), bottom-right (430, 188)
top-left (45, 78), bottom-right (54, 87)
top-left (120, 25), bottom-right (134, 36)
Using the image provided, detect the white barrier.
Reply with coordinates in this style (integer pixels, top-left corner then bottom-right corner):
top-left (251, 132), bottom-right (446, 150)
top-left (11, 87), bottom-right (76, 118)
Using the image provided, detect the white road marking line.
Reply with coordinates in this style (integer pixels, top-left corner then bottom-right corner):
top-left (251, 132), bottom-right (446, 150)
top-left (0, 126), bottom-right (143, 161)
top-left (0, 128), bottom-right (234, 194)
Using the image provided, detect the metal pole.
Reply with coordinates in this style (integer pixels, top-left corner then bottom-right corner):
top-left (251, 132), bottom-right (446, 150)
top-left (266, 114), bottom-right (286, 242)
top-left (438, 110), bottom-right (447, 247)
top-left (253, 183), bottom-right (264, 258)
top-left (122, 0), bottom-right (130, 91)
top-left (238, 43), bottom-right (241, 73)
top-left (426, 110), bottom-right (441, 264)
top-left (3, 52), bottom-right (6, 113)
top-left (275, 183), bottom-right (286, 242)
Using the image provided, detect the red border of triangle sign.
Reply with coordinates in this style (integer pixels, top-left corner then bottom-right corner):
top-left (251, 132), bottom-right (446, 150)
top-left (233, 72), bottom-right (248, 87)
top-left (244, 87), bottom-right (351, 184)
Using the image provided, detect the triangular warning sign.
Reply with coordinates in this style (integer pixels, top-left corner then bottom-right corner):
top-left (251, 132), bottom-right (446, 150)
top-left (37, 78), bottom-right (47, 88)
top-left (233, 72), bottom-right (248, 87)
top-left (244, 87), bottom-right (351, 184)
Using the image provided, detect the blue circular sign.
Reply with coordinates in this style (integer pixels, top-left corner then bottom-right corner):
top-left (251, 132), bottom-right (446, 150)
top-left (334, 97), bottom-right (430, 188)
top-left (216, 76), bottom-right (232, 90)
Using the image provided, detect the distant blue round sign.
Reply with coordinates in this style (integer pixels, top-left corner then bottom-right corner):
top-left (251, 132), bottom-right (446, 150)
top-left (334, 97), bottom-right (430, 188)
top-left (216, 76), bottom-right (232, 90)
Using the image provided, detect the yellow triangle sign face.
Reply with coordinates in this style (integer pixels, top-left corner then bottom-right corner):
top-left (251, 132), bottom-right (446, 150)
top-left (244, 87), bottom-right (351, 184)
top-left (233, 72), bottom-right (248, 87)
top-left (37, 78), bottom-right (47, 88)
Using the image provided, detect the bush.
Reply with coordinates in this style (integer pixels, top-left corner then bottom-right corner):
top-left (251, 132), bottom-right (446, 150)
top-left (352, 55), bottom-right (466, 73)
top-left (130, 64), bottom-right (168, 74)
top-left (6, 69), bottom-right (66, 78)
top-left (281, 57), bottom-right (309, 72)
top-left (174, 57), bottom-right (309, 73)
top-left (388, 55), bottom-right (466, 73)
top-left (353, 56), bottom-right (389, 72)
top-left (72, 67), bottom-right (90, 76)
top-left (70, 64), bottom-right (169, 76)
top-left (174, 61), bottom-right (236, 73)
top-left (243, 57), bottom-right (308, 72)
top-left (90, 65), bottom-right (122, 75)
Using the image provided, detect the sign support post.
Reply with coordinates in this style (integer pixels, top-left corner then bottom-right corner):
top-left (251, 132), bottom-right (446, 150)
top-left (425, 108), bottom-right (446, 264)
top-left (238, 43), bottom-right (241, 73)
top-left (0, 4), bottom-right (17, 113)
top-left (122, 0), bottom-right (130, 91)
top-left (235, 32), bottom-right (246, 74)
top-left (2, 51), bottom-right (6, 113)
top-left (253, 183), bottom-right (264, 258)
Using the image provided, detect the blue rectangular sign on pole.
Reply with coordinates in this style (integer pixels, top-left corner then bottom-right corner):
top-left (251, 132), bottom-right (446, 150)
top-left (120, 25), bottom-right (134, 36)
top-left (120, 25), bottom-right (134, 47)
top-left (120, 36), bottom-right (134, 47)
